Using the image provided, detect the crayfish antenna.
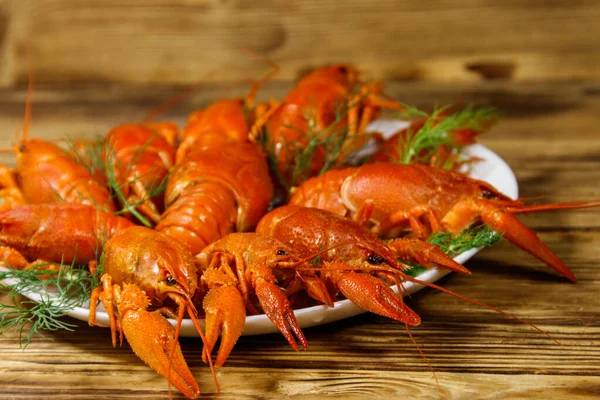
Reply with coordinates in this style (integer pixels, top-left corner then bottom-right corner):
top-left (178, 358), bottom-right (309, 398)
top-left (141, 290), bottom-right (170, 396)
top-left (478, 200), bottom-right (578, 282)
top-left (21, 67), bottom-right (34, 144)
top-left (405, 276), bottom-right (561, 346)
top-left (141, 87), bottom-right (193, 124)
top-left (140, 64), bottom-right (225, 124)
top-left (508, 199), bottom-right (600, 214)
top-left (404, 323), bottom-right (441, 392)
top-left (4, 66), bottom-right (35, 152)
top-left (241, 48), bottom-right (280, 108)
top-left (184, 303), bottom-right (220, 394)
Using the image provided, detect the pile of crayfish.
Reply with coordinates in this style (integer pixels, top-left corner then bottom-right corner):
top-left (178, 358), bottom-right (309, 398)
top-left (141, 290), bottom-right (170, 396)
top-left (1, 64), bottom-right (599, 399)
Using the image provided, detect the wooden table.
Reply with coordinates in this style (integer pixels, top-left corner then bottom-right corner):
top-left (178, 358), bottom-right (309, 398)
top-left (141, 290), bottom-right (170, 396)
top-left (0, 80), bottom-right (599, 399)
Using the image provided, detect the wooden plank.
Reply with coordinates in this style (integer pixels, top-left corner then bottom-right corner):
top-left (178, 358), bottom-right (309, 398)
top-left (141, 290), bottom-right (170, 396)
top-left (0, 307), bottom-right (597, 398)
top-left (2, 0), bottom-right (600, 85)
top-left (0, 79), bottom-right (599, 141)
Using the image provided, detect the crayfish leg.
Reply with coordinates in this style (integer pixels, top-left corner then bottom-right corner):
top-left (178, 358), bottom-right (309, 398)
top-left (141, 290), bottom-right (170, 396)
top-left (126, 175), bottom-right (162, 224)
top-left (0, 246), bottom-right (28, 269)
top-left (88, 274), bottom-right (122, 347)
top-left (297, 273), bottom-right (335, 307)
top-left (0, 166), bottom-right (25, 212)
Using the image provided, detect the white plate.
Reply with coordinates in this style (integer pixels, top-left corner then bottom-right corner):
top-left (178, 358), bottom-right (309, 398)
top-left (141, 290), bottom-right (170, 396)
top-left (7, 119), bottom-right (519, 337)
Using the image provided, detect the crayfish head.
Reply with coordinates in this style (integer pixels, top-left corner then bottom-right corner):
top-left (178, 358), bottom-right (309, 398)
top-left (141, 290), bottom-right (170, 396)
top-left (152, 251), bottom-right (199, 307)
top-left (104, 226), bottom-right (199, 305)
top-left (245, 234), bottom-right (297, 269)
top-left (14, 139), bottom-right (42, 168)
top-left (342, 243), bottom-right (399, 272)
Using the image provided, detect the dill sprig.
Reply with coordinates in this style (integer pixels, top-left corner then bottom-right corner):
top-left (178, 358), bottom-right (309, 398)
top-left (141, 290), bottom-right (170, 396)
top-left (0, 262), bottom-right (97, 348)
top-left (393, 103), bottom-right (499, 167)
top-left (428, 224), bottom-right (502, 257)
top-left (397, 225), bottom-right (501, 277)
top-left (402, 263), bottom-right (429, 278)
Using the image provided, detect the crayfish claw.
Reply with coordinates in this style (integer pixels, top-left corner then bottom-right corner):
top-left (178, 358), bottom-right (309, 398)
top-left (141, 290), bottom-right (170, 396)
top-left (325, 263), bottom-right (421, 326)
top-left (254, 278), bottom-right (308, 350)
top-left (120, 287), bottom-right (201, 399)
top-left (202, 285), bottom-right (247, 367)
top-left (388, 238), bottom-right (471, 274)
top-left (479, 202), bottom-right (577, 282)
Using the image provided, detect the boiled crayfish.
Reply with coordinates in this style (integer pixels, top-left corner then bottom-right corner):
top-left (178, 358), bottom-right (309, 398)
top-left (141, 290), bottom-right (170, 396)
top-left (88, 226), bottom-right (218, 399)
top-left (8, 73), bottom-right (116, 212)
top-left (156, 75), bottom-right (275, 255)
top-left (290, 163), bottom-right (600, 282)
top-left (255, 64), bottom-right (405, 188)
top-left (256, 205), bottom-right (471, 324)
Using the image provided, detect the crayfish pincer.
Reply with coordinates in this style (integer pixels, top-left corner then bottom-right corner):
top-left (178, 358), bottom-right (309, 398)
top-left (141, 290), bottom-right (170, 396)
top-left (88, 226), bottom-right (217, 399)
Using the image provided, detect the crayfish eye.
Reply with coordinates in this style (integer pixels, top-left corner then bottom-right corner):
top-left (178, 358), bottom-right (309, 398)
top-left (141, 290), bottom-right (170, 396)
top-left (276, 249), bottom-right (288, 256)
top-left (337, 65), bottom-right (349, 74)
top-left (367, 253), bottom-right (385, 265)
top-left (481, 189), bottom-right (496, 199)
top-left (165, 275), bottom-right (177, 286)
top-left (18, 144), bottom-right (26, 152)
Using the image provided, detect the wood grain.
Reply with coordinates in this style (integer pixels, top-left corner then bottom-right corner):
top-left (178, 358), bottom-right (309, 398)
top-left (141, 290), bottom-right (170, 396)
top-left (0, 80), bottom-right (599, 399)
top-left (0, 0), bottom-right (598, 85)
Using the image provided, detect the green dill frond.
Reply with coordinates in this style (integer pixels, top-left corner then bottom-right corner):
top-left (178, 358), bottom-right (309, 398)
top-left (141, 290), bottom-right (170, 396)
top-left (396, 225), bottom-right (501, 278)
top-left (402, 263), bottom-right (429, 278)
top-left (428, 224), bottom-right (502, 257)
top-left (257, 108), bottom-right (349, 192)
top-left (392, 104), bottom-right (499, 167)
top-left (0, 261), bottom-right (96, 348)
top-left (395, 103), bottom-right (432, 120)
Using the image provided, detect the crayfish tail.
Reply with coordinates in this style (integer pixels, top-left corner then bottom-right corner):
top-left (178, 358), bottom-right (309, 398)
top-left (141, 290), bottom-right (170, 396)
top-left (202, 285), bottom-right (247, 367)
top-left (479, 203), bottom-right (577, 282)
